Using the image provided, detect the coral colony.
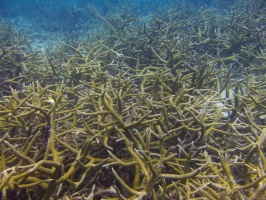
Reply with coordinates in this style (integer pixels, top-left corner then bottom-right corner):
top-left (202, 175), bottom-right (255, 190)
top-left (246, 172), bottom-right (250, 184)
top-left (0, 0), bottom-right (266, 199)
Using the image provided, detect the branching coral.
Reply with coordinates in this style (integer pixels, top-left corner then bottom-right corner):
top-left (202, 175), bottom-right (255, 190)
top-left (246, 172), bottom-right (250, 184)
top-left (0, 0), bottom-right (266, 199)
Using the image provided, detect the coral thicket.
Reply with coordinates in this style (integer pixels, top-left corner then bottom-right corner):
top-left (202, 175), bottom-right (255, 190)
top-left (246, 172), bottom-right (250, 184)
top-left (0, 0), bottom-right (266, 199)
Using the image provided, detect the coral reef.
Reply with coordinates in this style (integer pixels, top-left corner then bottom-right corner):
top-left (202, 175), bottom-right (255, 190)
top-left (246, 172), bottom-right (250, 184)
top-left (0, 0), bottom-right (266, 199)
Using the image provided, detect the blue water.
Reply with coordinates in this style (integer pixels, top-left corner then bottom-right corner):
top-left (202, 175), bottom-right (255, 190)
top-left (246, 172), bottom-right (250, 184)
top-left (1, 0), bottom-right (217, 18)
top-left (0, 0), bottom-right (232, 42)
top-left (0, 0), bottom-right (242, 59)
top-left (0, 0), bottom-right (225, 25)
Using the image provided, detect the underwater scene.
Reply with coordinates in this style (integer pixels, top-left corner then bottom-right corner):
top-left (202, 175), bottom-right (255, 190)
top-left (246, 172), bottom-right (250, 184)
top-left (0, 0), bottom-right (266, 199)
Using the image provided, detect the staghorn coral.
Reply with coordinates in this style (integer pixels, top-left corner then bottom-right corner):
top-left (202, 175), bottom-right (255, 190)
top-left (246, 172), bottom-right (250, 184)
top-left (0, 0), bottom-right (266, 199)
